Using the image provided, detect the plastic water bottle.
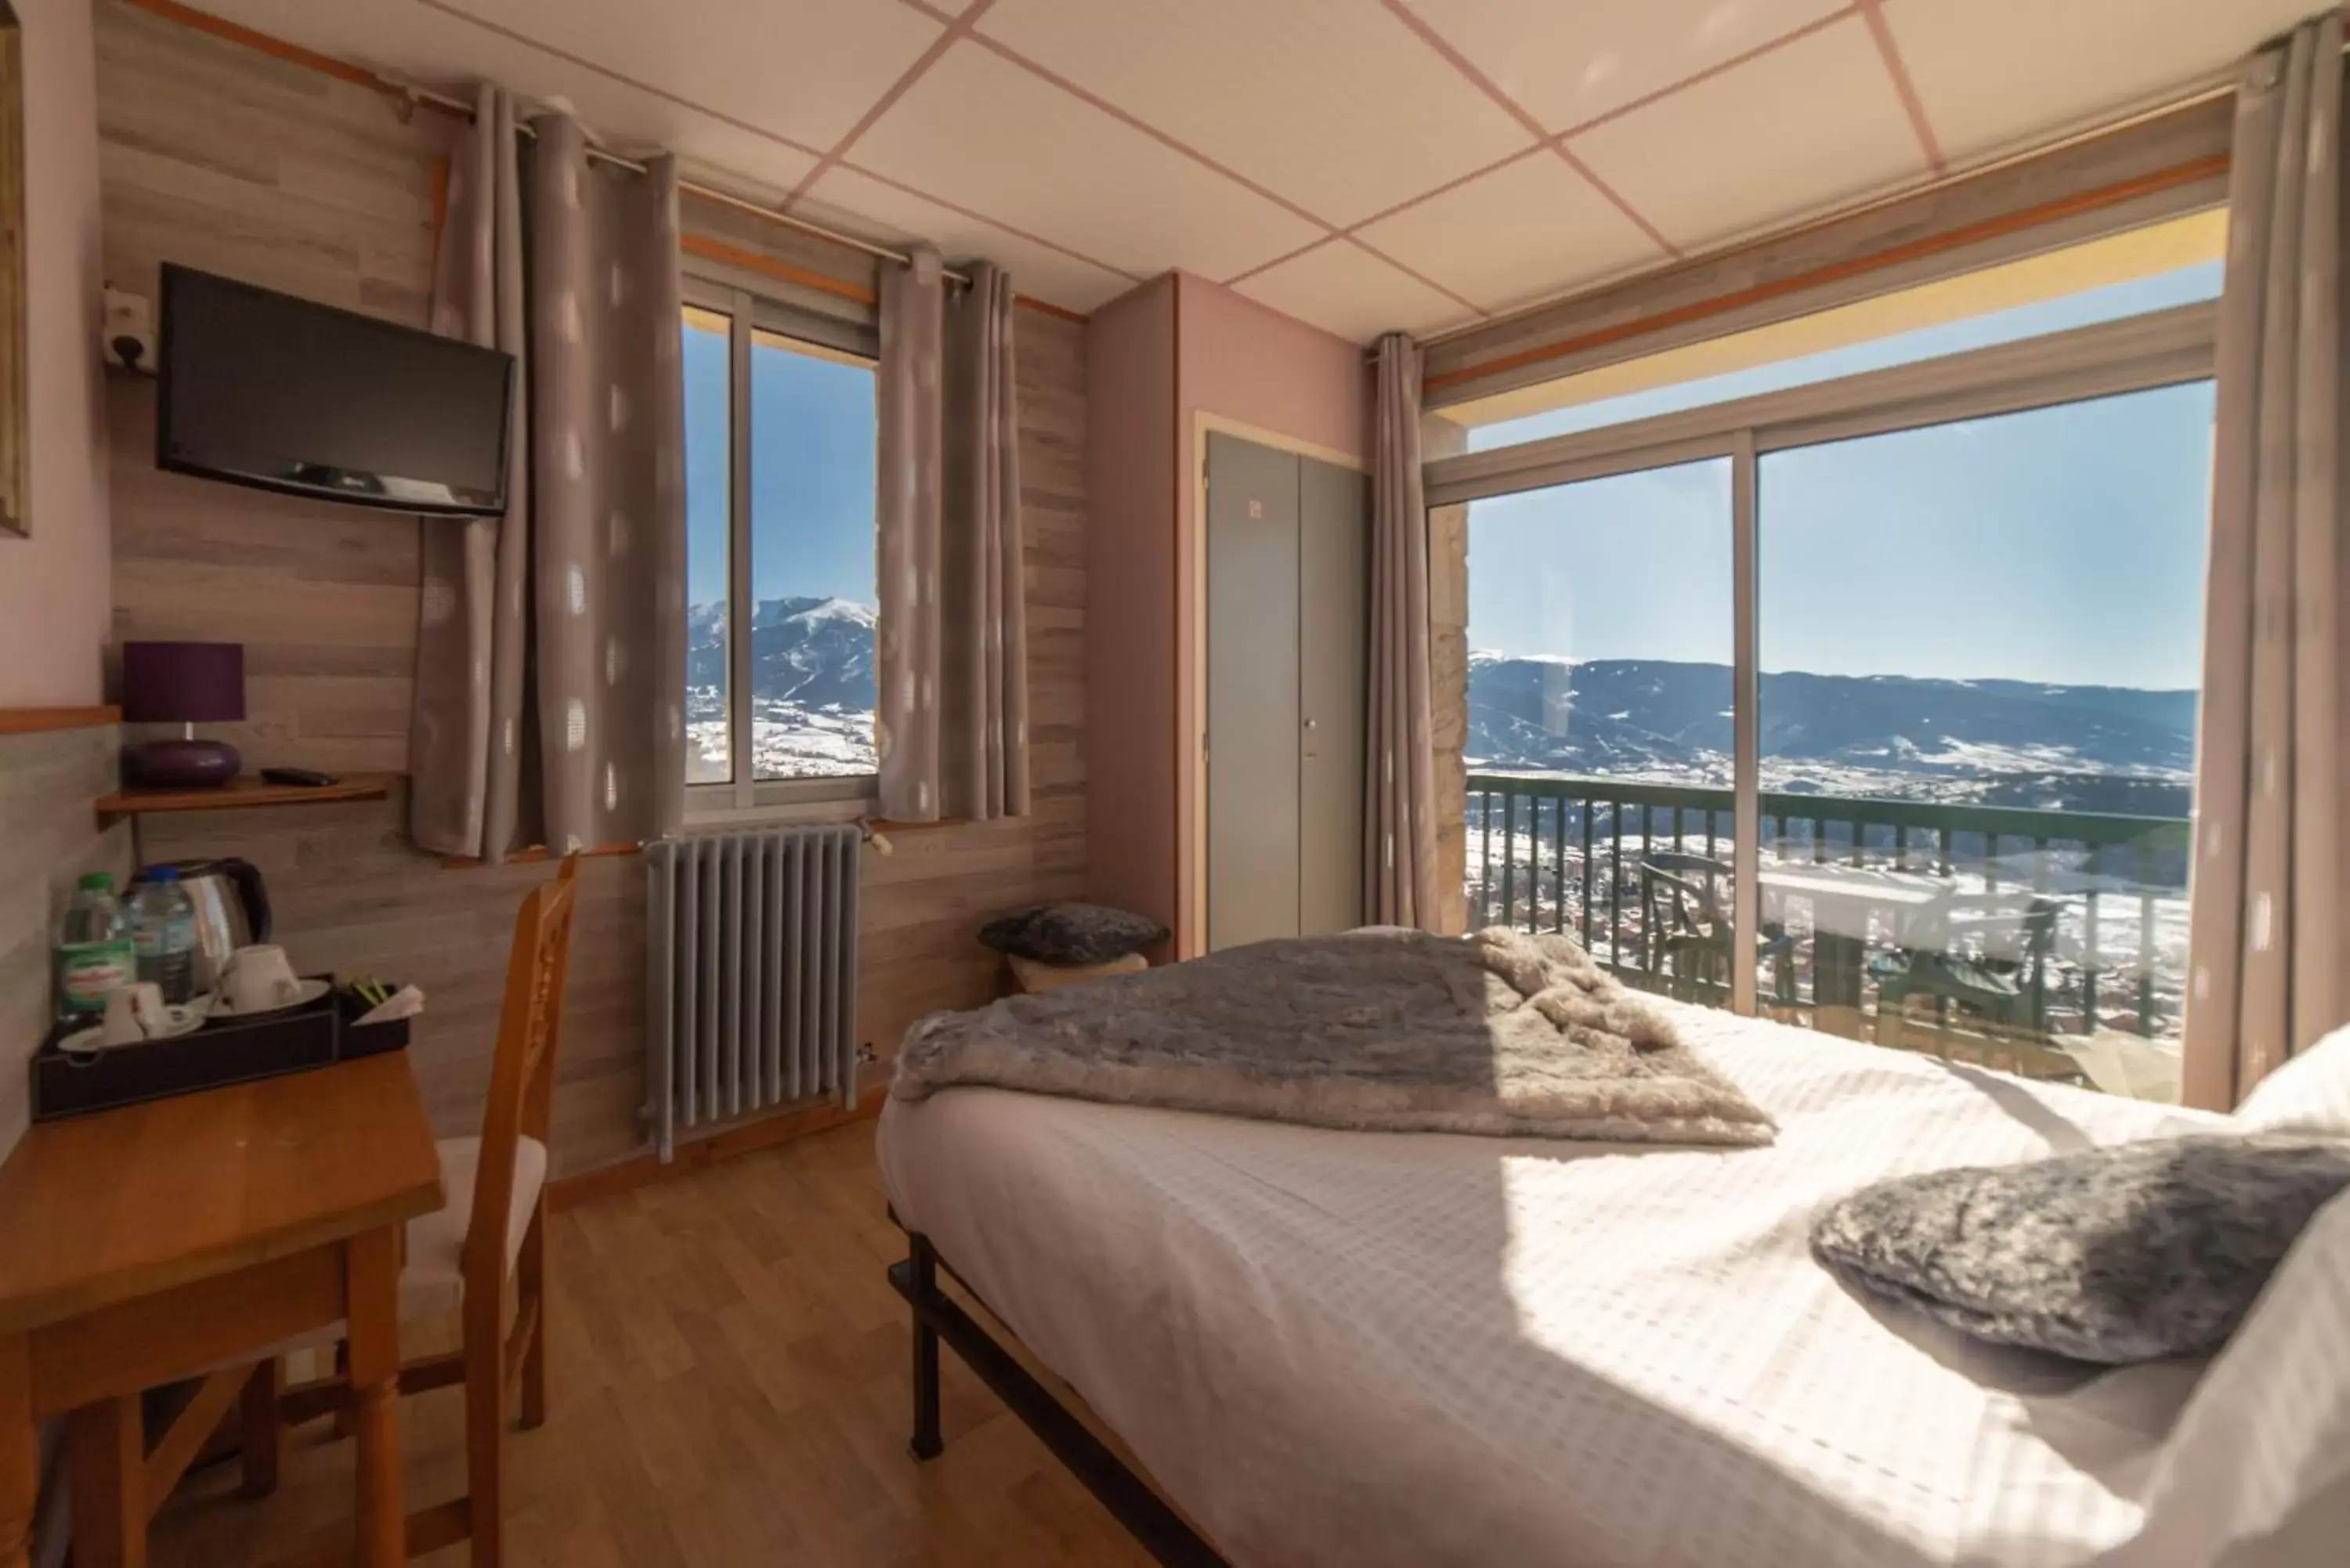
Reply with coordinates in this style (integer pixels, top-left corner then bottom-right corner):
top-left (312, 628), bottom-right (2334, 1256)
top-left (56, 871), bottom-right (134, 1024)
top-left (130, 865), bottom-right (201, 1006)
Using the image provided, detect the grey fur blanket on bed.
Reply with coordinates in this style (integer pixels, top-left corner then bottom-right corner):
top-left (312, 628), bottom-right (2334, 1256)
top-left (891, 926), bottom-right (1776, 1146)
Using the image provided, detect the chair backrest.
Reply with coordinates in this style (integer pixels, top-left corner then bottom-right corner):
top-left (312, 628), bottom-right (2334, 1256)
top-left (1941, 892), bottom-right (2062, 962)
top-left (1640, 851), bottom-right (1734, 935)
top-left (463, 856), bottom-right (580, 1313)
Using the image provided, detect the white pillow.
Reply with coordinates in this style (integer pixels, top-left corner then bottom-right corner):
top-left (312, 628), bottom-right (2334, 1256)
top-left (2235, 1024), bottom-right (2350, 1137)
top-left (2123, 1185), bottom-right (2350, 1566)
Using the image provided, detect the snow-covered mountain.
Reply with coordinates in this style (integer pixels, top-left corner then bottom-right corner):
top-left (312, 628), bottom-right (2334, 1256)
top-left (686, 596), bottom-right (877, 780)
top-left (1469, 653), bottom-right (2196, 815)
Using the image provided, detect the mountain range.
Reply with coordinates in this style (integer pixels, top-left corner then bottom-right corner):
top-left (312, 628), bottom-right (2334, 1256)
top-left (687, 596), bottom-right (877, 779)
top-left (688, 595), bottom-right (877, 711)
top-left (1469, 654), bottom-right (2197, 815)
top-left (678, 616), bottom-right (2200, 815)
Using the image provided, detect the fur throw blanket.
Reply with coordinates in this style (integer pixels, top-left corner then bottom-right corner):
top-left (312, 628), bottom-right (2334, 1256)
top-left (892, 927), bottom-right (1776, 1147)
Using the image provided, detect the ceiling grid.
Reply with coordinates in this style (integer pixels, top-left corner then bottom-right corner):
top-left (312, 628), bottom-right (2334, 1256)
top-left (170, 0), bottom-right (2312, 341)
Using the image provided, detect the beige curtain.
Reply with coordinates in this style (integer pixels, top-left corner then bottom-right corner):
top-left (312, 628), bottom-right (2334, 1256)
top-left (411, 85), bottom-right (526, 859)
top-left (410, 98), bottom-right (687, 860)
top-left (1367, 333), bottom-right (1440, 927)
top-left (877, 248), bottom-right (1029, 822)
top-left (877, 247), bottom-right (945, 822)
top-left (2182, 13), bottom-right (2350, 1111)
top-left (943, 262), bottom-right (1030, 820)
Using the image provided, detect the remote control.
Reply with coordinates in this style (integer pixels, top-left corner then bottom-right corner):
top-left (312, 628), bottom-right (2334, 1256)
top-left (261, 766), bottom-right (342, 787)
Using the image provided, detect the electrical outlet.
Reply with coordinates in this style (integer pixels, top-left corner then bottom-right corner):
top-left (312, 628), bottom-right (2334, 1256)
top-left (855, 1041), bottom-right (878, 1064)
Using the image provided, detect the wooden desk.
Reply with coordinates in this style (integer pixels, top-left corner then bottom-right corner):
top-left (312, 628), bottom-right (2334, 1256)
top-left (0, 1054), bottom-right (443, 1568)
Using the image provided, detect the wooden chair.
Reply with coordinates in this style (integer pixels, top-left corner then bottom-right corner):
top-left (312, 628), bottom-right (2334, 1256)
top-left (257, 856), bottom-right (580, 1566)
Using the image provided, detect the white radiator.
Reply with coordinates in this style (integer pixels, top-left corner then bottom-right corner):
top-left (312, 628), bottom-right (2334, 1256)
top-left (645, 826), bottom-right (859, 1161)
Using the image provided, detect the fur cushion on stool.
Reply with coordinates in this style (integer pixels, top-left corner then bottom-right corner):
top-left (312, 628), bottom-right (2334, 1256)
top-left (978, 901), bottom-right (1168, 966)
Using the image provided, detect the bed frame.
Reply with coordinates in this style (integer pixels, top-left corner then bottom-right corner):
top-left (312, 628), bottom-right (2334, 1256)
top-left (889, 1230), bottom-right (1231, 1568)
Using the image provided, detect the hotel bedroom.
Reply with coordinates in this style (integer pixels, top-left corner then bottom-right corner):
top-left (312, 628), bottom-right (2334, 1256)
top-left (0, 1), bottom-right (2344, 1565)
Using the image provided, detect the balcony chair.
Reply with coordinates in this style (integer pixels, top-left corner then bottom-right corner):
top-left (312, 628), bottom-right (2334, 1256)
top-left (1637, 851), bottom-right (1796, 1007)
top-left (248, 856), bottom-right (580, 1566)
top-left (1868, 892), bottom-right (2058, 1050)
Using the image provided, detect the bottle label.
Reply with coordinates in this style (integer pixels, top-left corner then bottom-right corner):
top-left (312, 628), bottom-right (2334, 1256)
top-left (59, 939), bottom-right (136, 1013)
top-left (132, 916), bottom-right (195, 958)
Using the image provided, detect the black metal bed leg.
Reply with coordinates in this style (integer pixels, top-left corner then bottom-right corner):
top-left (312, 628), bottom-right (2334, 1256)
top-left (907, 1234), bottom-right (945, 1461)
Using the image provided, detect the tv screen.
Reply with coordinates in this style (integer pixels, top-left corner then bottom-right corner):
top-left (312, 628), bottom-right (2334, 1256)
top-left (157, 264), bottom-right (515, 517)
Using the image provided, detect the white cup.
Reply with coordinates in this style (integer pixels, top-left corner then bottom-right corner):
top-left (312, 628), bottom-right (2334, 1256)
top-left (220, 944), bottom-right (302, 1015)
top-left (100, 982), bottom-right (171, 1046)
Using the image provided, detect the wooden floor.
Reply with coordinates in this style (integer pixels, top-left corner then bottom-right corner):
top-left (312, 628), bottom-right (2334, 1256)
top-left (148, 1122), bottom-right (1155, 1567)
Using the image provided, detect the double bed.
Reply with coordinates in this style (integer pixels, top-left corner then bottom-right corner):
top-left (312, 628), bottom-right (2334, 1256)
top-left (879, 999), bottom-right (2337, 1567)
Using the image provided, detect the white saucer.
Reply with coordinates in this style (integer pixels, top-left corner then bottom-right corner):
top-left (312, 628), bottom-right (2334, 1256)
top-left (60, 999), bottom-right (212, 1054)
top-left (208, 977), bottom-right (332, 1021)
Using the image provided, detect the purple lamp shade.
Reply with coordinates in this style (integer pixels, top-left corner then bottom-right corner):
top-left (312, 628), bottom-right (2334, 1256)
top-left (121, 641), bottom-right (245, 788)
top-left (122, 641), bottom-right (246, 724)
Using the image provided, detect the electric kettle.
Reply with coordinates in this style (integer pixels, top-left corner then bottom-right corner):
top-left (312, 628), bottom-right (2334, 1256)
top-left (138, 858), bottom-right (271, 992)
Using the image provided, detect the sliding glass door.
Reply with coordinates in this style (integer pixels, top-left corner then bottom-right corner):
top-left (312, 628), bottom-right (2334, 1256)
top-left (1443, 299), bottom-right (2218, 1102)
top-left (1466, 461), bottom-right (1741, 996)
top-left (1754, 382), bottom-right (2212, 1092)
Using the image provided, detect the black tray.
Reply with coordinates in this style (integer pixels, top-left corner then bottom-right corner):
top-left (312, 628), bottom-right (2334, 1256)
top-left (30, 975), bottom-right (410, 1122)
top-left (337, 986), bottom-right (412, 1059)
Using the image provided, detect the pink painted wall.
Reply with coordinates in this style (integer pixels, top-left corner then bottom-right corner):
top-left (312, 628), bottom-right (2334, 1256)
top-left (1173, 272), bottom-right (1371, 464)
top-left (0, 0), bottom-right (110, 706)
top-left (1083, 275), bottom-right (1179, 939)
top-left (1172, 273), bottom-right (1371, 948)
top-left (1084, 271), bottom-right (1374, 951)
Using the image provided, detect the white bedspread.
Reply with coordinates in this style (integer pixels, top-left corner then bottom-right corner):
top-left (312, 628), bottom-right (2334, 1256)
top-left (877, 1005), bottom-right (2229, 1568)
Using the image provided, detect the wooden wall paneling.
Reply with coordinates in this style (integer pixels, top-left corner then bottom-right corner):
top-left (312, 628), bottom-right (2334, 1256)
top-left (0, 728), bottom-right (134, 1154)
top-left (676, 193), bottom-right (880, 326)
top-left (95, 0), bottom-right (1090, 1178)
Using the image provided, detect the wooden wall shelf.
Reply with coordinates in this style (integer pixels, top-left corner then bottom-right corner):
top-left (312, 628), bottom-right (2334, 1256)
top-left (96, 772), bottom-right (398, 819)
top-left (0, 706), bottom-right (121, 736)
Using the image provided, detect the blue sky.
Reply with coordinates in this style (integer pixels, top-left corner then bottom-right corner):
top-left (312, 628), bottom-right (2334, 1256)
top-left (683, 323), bottom-right (878, 612)
top-left (1466, 265), bottom-right (2222, 690)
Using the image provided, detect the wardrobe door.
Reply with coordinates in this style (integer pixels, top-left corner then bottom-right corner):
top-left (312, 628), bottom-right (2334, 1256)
top-left (1298, 456), bottom-right (1368, 935)
top-left (1206, 433), bottom-right (1300, 951)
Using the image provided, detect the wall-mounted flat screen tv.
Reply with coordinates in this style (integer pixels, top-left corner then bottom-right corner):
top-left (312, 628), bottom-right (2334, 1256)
top-left (157, 263), bottom-right (515, 518)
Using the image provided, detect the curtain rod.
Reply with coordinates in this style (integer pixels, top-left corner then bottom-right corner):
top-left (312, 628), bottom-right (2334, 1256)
top-left (1386, 65), bottom-right (2260, 368)
top-left (397, 79), bottom-right (974, 288)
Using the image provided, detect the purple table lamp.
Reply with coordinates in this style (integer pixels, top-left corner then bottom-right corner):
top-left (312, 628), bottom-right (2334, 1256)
top-left (121, 641), bottom-right (245, 788)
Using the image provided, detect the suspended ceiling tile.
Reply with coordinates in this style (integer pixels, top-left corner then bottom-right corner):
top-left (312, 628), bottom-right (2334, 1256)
top-left (797, 165), bottom-right (1137, 313)
top-left (1401, 0), bottom-right (1849, 135)
top-left (186, 0), bottom-right (826, 191)
top-left (413, 0), bottom-right (944, 154)
top-left (846, 42), bottom-right (1324, 282)
top-left (1884, 0), bottom-right (2316, 161)
top-left (1569, 15), bottom-right (1925, 255)
top-left (975, 0), bottom-right (1535, 228)
top-left (1354, 150), bottom-right (1665, 315)
top-left (1233, 239), bottom-right (1468, 345)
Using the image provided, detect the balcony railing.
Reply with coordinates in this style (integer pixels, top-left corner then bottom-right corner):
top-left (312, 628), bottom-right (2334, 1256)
top-left (1468, 772), bottom-right (2191, 1044)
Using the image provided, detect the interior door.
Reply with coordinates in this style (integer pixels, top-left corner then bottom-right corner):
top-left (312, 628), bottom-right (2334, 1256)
top-left (1299, 456), bottom-right (1368, 935)
top-left (1206, 433), bottom-right (1300, 950)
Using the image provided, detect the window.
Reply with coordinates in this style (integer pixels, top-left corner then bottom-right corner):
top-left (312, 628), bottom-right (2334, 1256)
top-left (681, 282), bottom-right (879, 811)
top-left (1448, 225), bottom-right (2219, 1103)
top-left (1467, 460), bottom-right (1741, 988)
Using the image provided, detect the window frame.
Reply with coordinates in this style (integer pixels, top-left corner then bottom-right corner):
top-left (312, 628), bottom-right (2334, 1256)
top-left (679, 273), bottom-right (882, 823)
top-left (1430, 293), bottom-right (2220, 1019)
